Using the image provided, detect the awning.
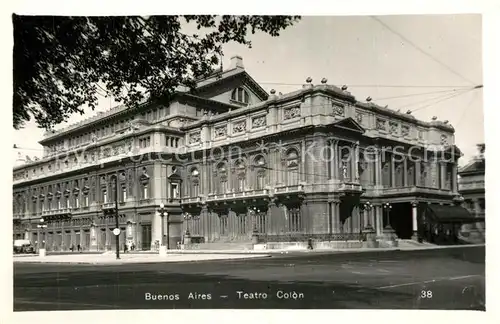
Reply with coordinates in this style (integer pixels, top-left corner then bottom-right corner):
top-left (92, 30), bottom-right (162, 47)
top-left (425, 204), bottom-right (484, 223)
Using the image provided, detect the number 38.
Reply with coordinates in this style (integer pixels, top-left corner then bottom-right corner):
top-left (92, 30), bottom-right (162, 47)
top-left (421, 290), bottom-right (433, 298)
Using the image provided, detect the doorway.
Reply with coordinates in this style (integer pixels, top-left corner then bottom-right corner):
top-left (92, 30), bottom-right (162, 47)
top-left (141, 224), bottom-right (151, 250)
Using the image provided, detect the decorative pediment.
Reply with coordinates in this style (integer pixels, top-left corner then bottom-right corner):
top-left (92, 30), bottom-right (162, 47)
top-left (64, 189), bottom-right (71, 197)
top-left (73, 187), bottom-right (80, 195)
top-left (331, 117), bottom-right (365, 134)
top-left (82, 186), bottom-right (90, 195)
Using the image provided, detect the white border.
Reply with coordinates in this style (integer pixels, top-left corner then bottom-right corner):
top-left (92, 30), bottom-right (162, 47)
top-left (1, 1), bottom-right (498, 324)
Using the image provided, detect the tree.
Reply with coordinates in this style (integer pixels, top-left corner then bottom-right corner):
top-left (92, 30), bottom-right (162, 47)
top-left (13, 15), bottom-right (301, 130)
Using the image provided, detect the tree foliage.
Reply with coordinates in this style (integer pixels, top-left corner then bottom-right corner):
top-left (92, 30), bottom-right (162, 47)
top-left (13, 15), bottom-right (301, 130)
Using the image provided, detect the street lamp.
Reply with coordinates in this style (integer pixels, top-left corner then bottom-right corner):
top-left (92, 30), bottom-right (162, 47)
top-left (383, 203), bottom-right (393, 229)
top-left (158, 203), bottom-right (168, 248)
top-left (37, 217), bottom-right (47, 252)
top-left (363, 202), bottom-right (373, 229)
top-left (108, 172), bottom-right (125, 260)
top-left (249, 206), bottom-right (261, 244)
top-left (183, 212), bottom-right (193, 236)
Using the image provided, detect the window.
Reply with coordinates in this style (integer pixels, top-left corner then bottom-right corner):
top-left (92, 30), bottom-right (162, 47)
top-left (143, 185), bottom-right (149, 199)
top-left (57, 198), bottom-right (61, 210)
top-left (170, 183), bottom-right (179, 199)
top-left (288, 206), bottom-right (302, 233)
top-left (217, 163), bottom-right (228, 194)
top-left (121, 186), bottom-right (127, 202)
top-left (286, 149), bottom-right (300, 186)
top-left (103, 190), bottom-right (108, 203)
top-left (75, 196), bottom-right (79, 208)
top-left (66, 198), bottom-right (70, 209)
top-left (231, 87), bottom-right (250, 104)
top-left (83, 195), bottom-right (89, 207)
top-left (254, 156), bottom-right (266, 190)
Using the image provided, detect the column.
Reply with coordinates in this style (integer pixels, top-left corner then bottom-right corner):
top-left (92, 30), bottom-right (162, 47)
top-left (440, 162), bottom-right (446, 189)
top-left (375, 149), bottom-right (382, 187)
top-left (451, 163), bottom-right (458, 193)
top-left (151, 211), bottom-right (161, 249)
top-left (352, 143), bottom-right (359, 182)
top-left (411, 201), bottom-right (418, 240)
top-left (415, 161), bottom-right (421, 186)
top-left (403, 157), bottom-right (408, 187)
top-left (390, 153), bottom-right (396, 187)
top-left (201, 205), bottom-right (209, 242)
top-left (332, 199), bottom-right (341, 234)
top-left (333, 141), bottom-right (339, 180)
top-left (374, 205), bottom-right (382, 236)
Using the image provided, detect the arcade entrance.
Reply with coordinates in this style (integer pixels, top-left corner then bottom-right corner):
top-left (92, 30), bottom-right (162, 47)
top-left (388, 202), bottom-right (413, 239)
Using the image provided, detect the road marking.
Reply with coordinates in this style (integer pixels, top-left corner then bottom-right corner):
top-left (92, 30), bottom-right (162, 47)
top-left (450, 275), bottom-right (481, 281)
top-left (377, 274), bottom-right (483, 290)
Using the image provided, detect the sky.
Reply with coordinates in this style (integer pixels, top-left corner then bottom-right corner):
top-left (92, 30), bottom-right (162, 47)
top-left (12, 15), bottom-right (484, 166)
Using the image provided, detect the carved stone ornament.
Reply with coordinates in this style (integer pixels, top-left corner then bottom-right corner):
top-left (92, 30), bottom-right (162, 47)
top-left (252, 116), bottom-right (267, 128)
top-left (389, 121), bottom-right (399, 134)
top-left (440, 134), bottom-right (448, 145)
top-left (233, 120), bottom-right (247, 134)
top-left (189, 131), bottom-right (201, 144)
top-left (376, 118), bottom-right (386, 131)
top-left (332, 104), bottom-right (345, 117)
top-left (401, 125), bottom-right (410, 137)
top-left (214, 126), bottom-right (227, 138)
top-left (355, 112), bottom-right (363, 123)
top-left (418, 131), bottom-right (424, 140)
top-left (283, 106), bottom-right (301, 120)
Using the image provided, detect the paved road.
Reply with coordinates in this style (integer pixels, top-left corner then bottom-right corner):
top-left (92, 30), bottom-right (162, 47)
top-left (14, 246), bottom-right (485, 311)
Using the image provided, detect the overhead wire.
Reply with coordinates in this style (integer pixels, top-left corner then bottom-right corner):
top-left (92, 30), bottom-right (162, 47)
top-left (370, 16), bottom-right (478, 87)
top-left (410, 88), bottom-right (477, 113)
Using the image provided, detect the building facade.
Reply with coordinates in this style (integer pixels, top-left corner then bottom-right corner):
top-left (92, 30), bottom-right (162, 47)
top-left (457, 144), bottom-right (485, 243)
top-left (13, 56), bottom-right (470, 251)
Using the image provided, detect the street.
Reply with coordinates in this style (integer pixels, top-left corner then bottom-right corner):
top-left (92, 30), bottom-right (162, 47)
top-left (13, 246), bottom-right (485, 311)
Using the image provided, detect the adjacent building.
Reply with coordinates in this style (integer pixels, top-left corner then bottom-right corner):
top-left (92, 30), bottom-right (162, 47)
top-left (13, 56), bottom-right (475, 251)
top-left (457, 144), bottom-right (485, 243)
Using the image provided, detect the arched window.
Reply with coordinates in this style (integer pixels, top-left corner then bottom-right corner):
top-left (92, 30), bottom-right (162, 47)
top-left (190, 168), bottom-right (200, 197)
top-left (234, 160), bottom-right (246, 192)
top-left (231, 87), bottom-right (250, 104)
top-left (286, 149), bottom-right (300, 186)
top-left (216, 163), bottom-right (228, 194)
top-left (254, 156), bottom-right (266, 190)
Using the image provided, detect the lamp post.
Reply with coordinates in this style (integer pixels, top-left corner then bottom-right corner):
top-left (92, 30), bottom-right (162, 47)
top-left (109, 172), bottom-right (125, 260)
top-left (157, 203), bottom-right (168, 254)
top-left (183, 212), bottom-right (196, 245)
top-left (37, 217), bottom-right (47, 257)
top-left (249, 206), bottom-right (261, 244)
top-left (383, 203), bottom-right (393, 230)
top-left (361, 202), bottom-right (377, 247)
top-left (363, 202), bottom-right (373, 230)
top-left (382, 202), bottom-right (397, 247)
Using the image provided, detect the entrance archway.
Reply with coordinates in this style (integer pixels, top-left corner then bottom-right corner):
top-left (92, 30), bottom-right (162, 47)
top-left (389, 202), bottom-right (413, 239)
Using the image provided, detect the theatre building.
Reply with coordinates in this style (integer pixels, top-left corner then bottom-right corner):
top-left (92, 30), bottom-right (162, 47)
top-left (12, 56), bottom-right (474, 251)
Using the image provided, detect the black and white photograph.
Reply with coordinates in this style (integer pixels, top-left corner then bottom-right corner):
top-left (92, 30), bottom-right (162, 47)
top-left (5, 1), bottom-right (499, 322)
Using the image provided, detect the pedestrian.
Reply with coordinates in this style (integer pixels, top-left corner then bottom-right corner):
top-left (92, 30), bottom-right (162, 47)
top-left (77, 244), bottom-right (81, 252)
top-left (131, 242), bottom-right (135, 251)
top-left (70, 244), bottom-right (74, 252)
top-left (124, 243), bottom-right (128, 253)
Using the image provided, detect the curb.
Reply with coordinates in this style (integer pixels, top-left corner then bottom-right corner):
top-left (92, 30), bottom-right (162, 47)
top-left (13, 254), bottom-right (273, 265)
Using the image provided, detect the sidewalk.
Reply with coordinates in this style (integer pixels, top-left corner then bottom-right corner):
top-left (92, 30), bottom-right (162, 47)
top-left (168, 243), bottom-right (485, 254)
top-left (13, 243), bottom-right (484, 264)
top-left (13, 252), bottom-right (271, 265)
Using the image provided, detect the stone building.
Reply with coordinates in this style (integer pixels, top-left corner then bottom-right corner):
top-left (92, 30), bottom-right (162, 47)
top-left (13, 56), bottom-right (473, 251)
top-left (457, 144), bottom-right (485, 243)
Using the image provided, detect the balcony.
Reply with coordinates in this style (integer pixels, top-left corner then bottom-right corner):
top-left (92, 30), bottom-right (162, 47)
top-left (336, 182), bottom-right (363, 193)
top-left (206, 189), bottom-right (269, 202)
top-left (274, 185), bottom-right (304, 194)
top-left (101, 202), bottom-right (116, 212)
top-left (379, 186), bottom-right (453, 197)
top-left (40, 208), bottom-right (73, 220)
